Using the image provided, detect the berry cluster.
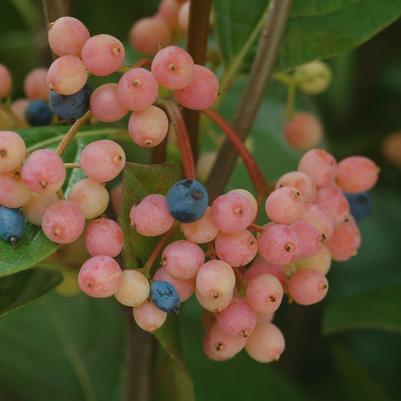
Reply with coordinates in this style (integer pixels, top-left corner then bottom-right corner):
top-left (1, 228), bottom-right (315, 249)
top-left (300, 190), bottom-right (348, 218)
top-left (129, 0), bottom-right (190, 56)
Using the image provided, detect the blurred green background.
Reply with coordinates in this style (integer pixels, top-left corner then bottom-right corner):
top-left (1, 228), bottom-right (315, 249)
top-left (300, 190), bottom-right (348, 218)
top-left (1, 1), bottom-right (401, 401)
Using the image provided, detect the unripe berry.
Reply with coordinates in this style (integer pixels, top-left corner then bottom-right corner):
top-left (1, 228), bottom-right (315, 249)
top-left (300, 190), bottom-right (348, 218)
top-left (0, 131), bottom-right (26, 173)
top-left (295, 61), bottom-right (332, 95)
top-left (181, 207), bottom-right (219, 244)
top-left (295, 245), bottom-right (332, 275)
top-left (0, 171), bottom-right (32, 208)
top-left (133, 301), bottom-right (167, 332)
top-left (115, 270), bottom-right (150, 306)
top-left (300, 203), bottom-right (334, 241)
top-left (22, 191), bottom-right (58, 226)
top-left (275, 171), bottom-right (317, 203)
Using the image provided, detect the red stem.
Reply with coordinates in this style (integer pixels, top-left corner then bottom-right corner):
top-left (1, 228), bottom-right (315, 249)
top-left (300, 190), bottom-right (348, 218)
top-left (203, 108), bottom-right (272, 195)
top-left (160, 101), bottom-right (197, 180)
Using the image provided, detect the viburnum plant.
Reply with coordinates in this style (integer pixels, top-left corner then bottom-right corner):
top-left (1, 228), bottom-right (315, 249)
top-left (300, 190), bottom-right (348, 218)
top-left (0, 0), bottom-right (389, 397)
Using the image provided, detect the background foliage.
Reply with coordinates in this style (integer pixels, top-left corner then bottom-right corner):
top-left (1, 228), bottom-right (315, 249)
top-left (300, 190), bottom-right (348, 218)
top-left (1, 0), bottom-right (401, 400)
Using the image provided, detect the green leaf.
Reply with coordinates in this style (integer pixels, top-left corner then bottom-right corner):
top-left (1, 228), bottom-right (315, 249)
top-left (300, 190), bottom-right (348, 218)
top-left (323, 286), bottom-right (401, 335)
top-left (331, 344), bottom-right (395, 401)
top-left (214, 0), bottom-right (401, 75)
top-left (0, 268), bottom-right (62, 316)
top-left (0, 126), bottom-right (125, 278)
top-left (0, 293), bottom-right (125, 401)
top-left (120, 162), bottom-right (181, 268)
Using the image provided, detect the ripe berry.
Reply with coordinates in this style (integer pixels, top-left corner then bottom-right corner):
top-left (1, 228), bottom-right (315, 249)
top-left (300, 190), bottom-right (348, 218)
top-left (0, 64), bottom-right (12, 98)
top-left (50, 84), bottom-right (92, 121)
top-left (275, 171), bottom-right (317, 203)
top-left (22, 191), bottom-right (58, 226)
top-left (25, 100), bottom-right (53, 127)
top-left (81, 34), bottom-right (125, 76)
top-left (115, 270), bottom-right (150, 307)
top-left (181, 206), bottom-right (219, 244)
top-left (174, 65), bottom-right (219, 110)
top-left (150, 280), bottom-right (181, 313)
top-left (157, 0), bottom-right (180, 28)
top-left (154, 267), bottom-right (195, 301)
top-left (291, 221), bottom-right (322, 258)
top-left (284, 112), bottom-right (322, 150)
top-left (0, 206), bottom-right (25, 244)
top-left (47, 16), bottom-right (90, 57)
top-left (314, 185), bottom-right (350, 226)
top-left (130, 194), bottom-right (174, 237)
top-left (133, 301), bottom-right (167, 332)
top-left (300, 203), bottom-right (334, 241)
top-left (78, 255), bottom-right (122, 298)
top-left (166, 179), bottom-right (208, 223)
top-left (24, 68), bottom-right (49, 100)
top-left (0, 171), bottom-right (32, 208)
top-left (243, 259), bottom-right (287, 289)
top-left (196, 289), bottom-right (233, 313)
top-left (345, 192), bottom-right (372, 222)
top-left (288, 269), bottom-right (328, 305)
top-left (21, 149), bottom-right (66, 193)
top-left (151, 46), bottom-right (195, 90)
top-left (0, 131), bottom-right (26, 173)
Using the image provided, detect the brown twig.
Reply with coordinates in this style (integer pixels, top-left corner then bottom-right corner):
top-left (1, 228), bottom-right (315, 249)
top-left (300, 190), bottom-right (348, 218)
top-left (206, 0), bottom-right (293, 200)
top-left (41, 0), bottom-right (71, 24)
top-left (184, 0), bottom-right (213, 159)
top-left (56, 111), bottom-right (92, 155)
top-left (249, 223), bottom-right (264, 234)
top-left (203, 109), bottom-right (272, 196)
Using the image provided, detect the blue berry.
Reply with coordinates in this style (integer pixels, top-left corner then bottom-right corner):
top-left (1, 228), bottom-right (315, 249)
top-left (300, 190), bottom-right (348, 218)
top-left (50, 84), bottom-right (92, 121)
top-left (0, 207), bottom-right (25, 245)
top-left (166, 179), bottom-right (208, 223)
top-left (25, 100), bottom-right (53, 126)
top-left (345, 192), bottom-right (372, 222)
top-left (150, 280), bottom-right (180, 314)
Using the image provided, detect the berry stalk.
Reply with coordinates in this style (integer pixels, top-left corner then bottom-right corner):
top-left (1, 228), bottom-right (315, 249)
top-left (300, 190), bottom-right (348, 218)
top-left (203, 108), bottom-right (272, 196)
top-left (160, 100), bottom-right (197, 180)
top-left (55, 110), bottom-right (92, 155)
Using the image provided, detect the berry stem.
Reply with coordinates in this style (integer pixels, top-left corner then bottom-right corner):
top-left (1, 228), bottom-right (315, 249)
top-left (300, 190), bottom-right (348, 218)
top-left (249, 223), bottom-right (264, 233)
top-left (142, 225), bottom-right (176, 279)
top-left (56, 111), bottom-right (92, 155)
top-left (159, 100), bottom-right (197, 180)
top-left (118, 58), bottom-right (152, 73)
top-left (203, 108), bottom-right (272, 195)
top-left (286, 80), bottom-right (297, 120)
top-left (206, 0), bottom-right (292, 201)
top-left (41, 0), bottom-right (70, 26)
top-left (184, 0), bottom-right (213, 159)
top-left (64, 162), bottom-right (80, 169)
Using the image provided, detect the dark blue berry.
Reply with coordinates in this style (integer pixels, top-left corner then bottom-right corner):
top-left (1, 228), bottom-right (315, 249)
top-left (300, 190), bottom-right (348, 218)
top-left (25, 100), bottom-right (53, 126)
top-left (50, 84), bottom-right (92, 121)
top-left (150, 281), bottom-right (180, 314)
top-left (166, 179), bottom-right (208, 223)
top-left (345, 192), bottom-right (372, 223)
top-left (0, 207), bottom-right (25, 245)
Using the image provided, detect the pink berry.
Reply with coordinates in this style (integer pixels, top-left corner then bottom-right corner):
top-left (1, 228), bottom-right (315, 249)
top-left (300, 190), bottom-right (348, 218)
top-left (178, 2), bottom-right (190, 33)
top-left (128, 106), bottom-right (168, 147)
top-left (115, 270), bottom-right (150, 306)
top-left (48, 16), bottom-right (90, 57)
top-left (205, 324), bottom-right (247, 361)
top-left (67, 178), bottom-right (109, 219)
top-left (11, 99), bottom-right (29, 125)
top-left (154, 267), bottom-right (194, 301)
top-left (133, 301), bottom-right (167, 332)
top-left (84, 217), bottom-right (124, 257)
top-left (42, 200), bottom-right (85, 244)
top-left (0, 171), bottom-right (32, 208)
top-left (174, 65), bottom-right (219, 110)
top-left (21, 149), bottom-right (66, 193)
top-left (258, 224), bottom-right (302, 265)
top-left (157, 0), bottom-right (180, 28)
top-left (80, 140), bottom-right (126, 183)
top-left (325, 216), bottom-right (361, 261)
top-left (78, 255), bottom-right (121, 298)
top-left (275, 171), bottom-right (317, 203)
top-left (22, 191), bottom-right (58, 226)
top-left (301, 203), bottom-right (334, 241)
top-left (291, 221), bottom-right (322, 258)
top-left (298, 149), bottom-right (337, 187)
top-left (211, 190), bottom-right (257, 234)
top-left (314, 185), bottom-right (350, 226)
top-left (196, 289), bottom-right (233, 313)
top-left (215, 230), bottom-right (257, 267)
top-left (90, 84), bottom-right (128, 122)
top-left (216, 298), bottom-right (257, 339)
top-left (296, 245), bottom-right (332, 275)
top-left (0, 131), bottom-right (26, 173)
top-left (116, 68), bottom-right (159, 112)
top-left (129, 16), bottom-right (171, 56)
top-left (130, 194), bottom-right (174, 237)
top-left (24, 68), bottom-right (49, 100)
top-left (0, 64), bottom-right (12, 98)
top-left (151, 46), bottom-right (195, 90)
top-left (265, 186), bottom-right (305, 224)
top-left (243, 259), bottom-right (287, 289)
top-left (284, 112), bottom-right (322, 150)
top-left (161, 240), bottom-right (204, 280)
top-left (336, 156), bottom-right (379, 193)
top-left (47, 55), bottom-right (87, 95)
top-left (196, 259), bottom-right (236, 300)
top-left (181, 207), bottom-right (219, 244)
top-left (245, 274), bottom-right (283, 314)
top-left (288, 268), bottom-right (328, 305)
top-left (81, 34), bottom-right (125, 76)
top-left (245, 322), bottom-right (285, 363)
